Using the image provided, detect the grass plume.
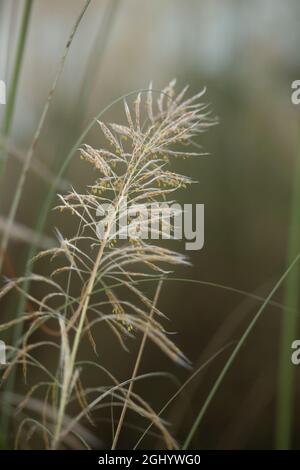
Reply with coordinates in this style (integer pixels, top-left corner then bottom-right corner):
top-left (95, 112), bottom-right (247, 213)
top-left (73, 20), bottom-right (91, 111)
top-left (0, 82), bottom-right (214, 449)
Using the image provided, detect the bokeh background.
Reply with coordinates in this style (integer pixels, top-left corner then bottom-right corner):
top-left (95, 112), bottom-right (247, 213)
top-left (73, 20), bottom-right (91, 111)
top-left (1, 0), bottom-right (300, 449)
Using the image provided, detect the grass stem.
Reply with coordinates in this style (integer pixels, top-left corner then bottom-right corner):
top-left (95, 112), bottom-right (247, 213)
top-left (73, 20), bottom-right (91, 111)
top-left (183, 253), bottom-right (300, 449)
top-left (0, 0), bottom-right (92, 445)
top-left (0, 0), bottom-right (33, 177)
top-left (111, 280), bottom-right (163, 450)
top-left (1, 0), bottom-right (33, 134)
top-left (275, 140), bottom-right (300, 449)
top-left (0, 0), bottom-right (92, 273)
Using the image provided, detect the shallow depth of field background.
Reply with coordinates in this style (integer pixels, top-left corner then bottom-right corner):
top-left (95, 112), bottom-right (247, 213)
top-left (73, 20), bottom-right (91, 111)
top-left (1, 0), bottom-right (300, 449)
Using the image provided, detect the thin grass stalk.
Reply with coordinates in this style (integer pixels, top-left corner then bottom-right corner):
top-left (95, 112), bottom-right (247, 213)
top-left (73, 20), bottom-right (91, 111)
top-left (0, 1), bottom-right (33, 444)
top-left (0, 0), bottom-right (33, 177)
top-left (182, 253), bottom-right (300, 450)
top-left (134, 343), bottom-right (233, 449)
top-left (95, 277), bottom-right (297, 313)
top-left (0, 0), bottom-right (92, 442)
top-left (112, 279), bottom-right (163, 450)
top-left (11, 274), bottom-right (293, 358)
top-left (275, 143), bottom-right (300, 449)
top-left (168, 280), bottom-right (275, 437)
top-left (0, 0), bottom-right (92, 273)
top-left (52, 239), bottom-right (108, 449)
top-left (69, 0), bottom-right (120, 143)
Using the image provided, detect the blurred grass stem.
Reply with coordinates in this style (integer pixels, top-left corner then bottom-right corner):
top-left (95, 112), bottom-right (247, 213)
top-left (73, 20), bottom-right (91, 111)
top-left (0, 0), bottom-right (33, 177)
top-left (111, 280), bottom-right (163, 450)
top-left (0, 0), bottom-right (92, 444)
top-left (276, 138), bottom-right (300, 449)
top-left (0, 0), bottom-right (92, 273)
top-left (183, 254), bottom-right (300, 449)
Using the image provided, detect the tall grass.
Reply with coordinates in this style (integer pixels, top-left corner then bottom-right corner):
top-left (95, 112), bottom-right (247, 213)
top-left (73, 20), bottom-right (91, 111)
top-left (0, 83), bottom-right (215, 449)
top-left (0, 0), bottom-right (92, 443)
top-left (69, 0), bottom-right (120, 142)
top-left (0, 0), bottom-right (33, 177)
top-left (0, 0), bottom-right (92, 273)
top-left (0, 0), bottom-right (33, 447)
top-left (0, 1), bottom-right (120, 444)
top-left (1, 3), bottom-right (289, 450)
top-left (276, 141), bottom-right (300, 449)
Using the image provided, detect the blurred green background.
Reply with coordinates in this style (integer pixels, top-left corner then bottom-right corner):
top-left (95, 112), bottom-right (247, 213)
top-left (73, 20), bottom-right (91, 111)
top-left (1, 0), bottom-right (300, 449)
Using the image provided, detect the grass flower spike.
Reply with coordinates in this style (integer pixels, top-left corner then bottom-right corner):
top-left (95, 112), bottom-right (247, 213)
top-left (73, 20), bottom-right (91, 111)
top-left (0, 81), bottom-right (215, 449)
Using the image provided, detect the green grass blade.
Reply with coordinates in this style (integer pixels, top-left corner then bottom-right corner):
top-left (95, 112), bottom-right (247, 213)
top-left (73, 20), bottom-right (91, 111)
top-left (182, 253), bottom-right (300, 450)
top-left (0, 0), bottom-right (33, 176)
top-left (134, 343), bottom-right (233, 449)
top-left (275, 146), bottom-right (300, 449)
top-left (0, 0), bottom-right (92, 445)
top-left (69, 0), bottom-right (120, 143)
top-left (0, 0), bottom-right (92, 273)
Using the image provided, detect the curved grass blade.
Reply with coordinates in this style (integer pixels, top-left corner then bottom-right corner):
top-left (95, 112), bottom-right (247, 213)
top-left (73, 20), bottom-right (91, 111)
top-left (0, 0), bottom-right (33, 177)
top-left (182, 253), bottom-right (300, 449)
top-left (0, 0), bottom-right (92, 272)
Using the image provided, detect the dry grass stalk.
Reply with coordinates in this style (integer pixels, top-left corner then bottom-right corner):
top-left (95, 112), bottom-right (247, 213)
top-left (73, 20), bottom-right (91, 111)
top-left (0, 81), bottom-right (215, 449)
